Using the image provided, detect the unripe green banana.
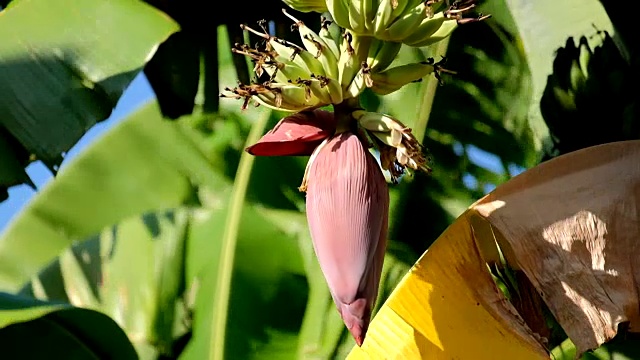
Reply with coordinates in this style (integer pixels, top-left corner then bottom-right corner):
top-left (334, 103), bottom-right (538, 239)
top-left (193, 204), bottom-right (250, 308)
top-left (269, 70), bottom-right (287, 84)
top-left (369, 62), bottom-right (436, 95)
top-left (352, 110), bottom-right (430, 174)
top-left (367, 38), bottom-right (401, 72)
top-left (296, 49), bottom-right (328, 77)
top-left (351, 109), bottom-right (367, 120)
top-left (323, 13), bottom-right (345, 46)
top-left (362, 0), bottom-right (378, 31)
top-left (262, 83), bottom-right (322, 111)
top-left (562, 33), bottom-right (599, 93)
top-left (389, 0), bottom-right (414, 22)
top-left (280, 84), bottom-right (319, 110)
top-left (352, 31), bottom-right (374, 65)
top-left (306, 78), bottom-right (334, 104)
top-left (540, 38), bottom-right (581, 127)
top-left (283, 9), bottom-right (340, 80)
top-left (366, 38), bottom-right (383, 67)
top-left (226, 5), bottom-right (469, 115)
top-left (252, 91), bottom-right (280, 110)
top-left (400, 11), bottom-right (448, 46)
top-left (348, 0), bottom-right (367, 33)
top-left (282, 0), bottom-right (328, 12)
top-left (276, 62), bottom-right (313, 82)
top-left (577, 38), bottom-right (591, 78)
top-left (353, 109), bottom-right (406, 133)
top-left (338, 31), bottom-right (372, 89)
top-left (326, 0), bottom-right (351, 29)
top-left (268, 40), bottom-right (308, 70)
top-left (322, 75), bottom-right (344, 104)
top-left (324, 0), bottom-right (485, 49)
top-left (568, 57), bottom-right (586, 91)
top-left (344, 67), bottom-right (368, 99)
top-left (255, 93), bottom-right (307, 112)
top-left (267, 25), bottom-right (333, 80)
top-left (230, 45), bottom-right (286, 82)
top-left (240, 24), bottom-right (313, 76)
top-left (373, 0), bottom-right (395, 37)
top-left (319, 16), bottom-right (342, 58)
top-left (404, 18), bottom-right (457, 47)
top-left (382, 2), bottom-right (427, 41)
top-left (249, 88), bottom-right (297, 112)
top-left (538, 31), bottom-right (636, 157)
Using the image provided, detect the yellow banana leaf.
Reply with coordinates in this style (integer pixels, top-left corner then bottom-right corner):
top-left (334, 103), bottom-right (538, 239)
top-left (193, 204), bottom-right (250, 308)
top-left (348, 140), bottom-right (640, 359)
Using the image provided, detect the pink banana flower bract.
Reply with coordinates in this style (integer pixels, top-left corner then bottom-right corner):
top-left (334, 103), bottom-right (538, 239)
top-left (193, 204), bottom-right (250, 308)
top-left (246, 110), bottom-right (336, 156)
top-left (246, 109), bottom-right (390, 346)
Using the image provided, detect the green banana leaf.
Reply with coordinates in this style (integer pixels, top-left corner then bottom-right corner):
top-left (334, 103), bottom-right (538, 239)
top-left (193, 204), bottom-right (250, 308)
top-left (17, 204), bottom-right (308, 359)
top-left (0, 292), bottom-right (137, 359)
top-left (0, 102), bottom-right (229, 291)
top-left (19, 208), bottom-right (191, 357)
top-left (0, 94), bottom-right (410, 358)
top-left (0, 0), bottom-right (178, 199)
top-left (181, 207), bottom-right (308, 360)
top-left (180, 204), bottom-right (410, 360)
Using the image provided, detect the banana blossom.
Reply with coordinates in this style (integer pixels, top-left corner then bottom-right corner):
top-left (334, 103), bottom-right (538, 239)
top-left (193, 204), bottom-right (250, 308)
top-left (246, 109), bottom-right (389, 346)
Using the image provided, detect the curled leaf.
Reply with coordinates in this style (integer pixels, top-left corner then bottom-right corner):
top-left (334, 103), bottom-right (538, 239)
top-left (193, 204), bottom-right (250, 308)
top-left (349, 140), bottom-right (640, 358)
top-left (473, 140), bottom-right (640, 355)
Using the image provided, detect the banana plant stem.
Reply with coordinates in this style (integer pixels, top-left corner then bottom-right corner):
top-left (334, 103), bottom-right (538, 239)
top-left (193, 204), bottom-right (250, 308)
top-left (210, 109), bottom-right (272, 360)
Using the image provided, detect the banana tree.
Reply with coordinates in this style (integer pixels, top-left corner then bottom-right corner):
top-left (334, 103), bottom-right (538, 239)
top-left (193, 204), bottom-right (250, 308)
top-left (2, 0), bottom-right (639, 359)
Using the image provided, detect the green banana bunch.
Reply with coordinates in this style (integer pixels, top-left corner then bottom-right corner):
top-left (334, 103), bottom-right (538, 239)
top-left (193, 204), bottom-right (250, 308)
top-left (367, 38), bottom-right (401, 72)
top-left (281, 11), bottom-right (381, 101)
top-left (367, 58), bottom-right (450, 95)
top-left (367, 58), bottom-right (443, 95)
top-left (283, 10), bottom-right (341, 80)
top-left (352, 109), bottom-right (431, 182)
top-left (540, 31), bottom-right (636, 157)
top-left (222, 12), bottom-right (418, 112)
top-left (222, 82), bottom-right (324, 112)
top-left (326, 0), bottom-right (489, 47)
top-left (221, 11), bottom-right (450, 112)
top-left (339, 30), bottom-right (374, 99)
top-left (222, 16), bottom-right (344, 112)
top-left (221, 8), bottom-right (443, 196)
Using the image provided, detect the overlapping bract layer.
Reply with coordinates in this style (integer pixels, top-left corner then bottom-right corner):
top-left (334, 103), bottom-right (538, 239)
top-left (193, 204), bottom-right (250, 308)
top-left (246, 109), bottom-right (336, 156)
top-left (306, 131), bottom-right (389, 346)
